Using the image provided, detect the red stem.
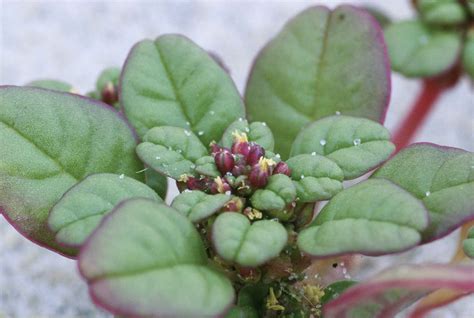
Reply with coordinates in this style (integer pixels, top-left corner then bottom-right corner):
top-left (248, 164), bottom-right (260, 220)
top-left (392, 65), bottom-right (462, 151)
top-left (392, 80), bottom-right (444, 150)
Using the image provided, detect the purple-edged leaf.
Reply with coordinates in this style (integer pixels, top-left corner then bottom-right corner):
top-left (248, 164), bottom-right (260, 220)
top-left (48, 173), bottom-right (161, 248)
top-left (297, 179), bottom-right (429, 257)
top-left (0, 87), bottom-right (142, 256)
top-left (220, 118), bottom-right (274, 151)
top-left (322, 264), bottom-right (474, 318)
top-left (245, 5), bottom-right (390, 158)
top-left (373, 143), bottom-right (474, 242)
top-left (26, 79), bottom-right (75, 93)
top-left (171, 190), bottom-right (231, 222)
top-left (212, 212), bottom-right (288, 267)
top-left (250, 174), bottom-right (296, 213)
top-left (290, 116), bottom-right (394, 179)
top-left (79, 198), bottom-right (234, 317)
top-left (120, 34), bottom-right (245, 145)
top-left (136, 126), bottom-right (208, 180)
top-left (385, 20), bottom-right (462, 78)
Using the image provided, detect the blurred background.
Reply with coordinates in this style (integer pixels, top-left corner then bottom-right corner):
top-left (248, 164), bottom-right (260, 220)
top-left (1, 0), bottom-right (473, 317)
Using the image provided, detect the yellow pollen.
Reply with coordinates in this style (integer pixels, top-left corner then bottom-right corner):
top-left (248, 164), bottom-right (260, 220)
top-left (178, 174), bottom-right (190, 182)
top-left (214, 176), bottom-right (225, 193)
top-left (266, 287), bottom-right (285, 311)
top-left (258, 157), bottom-right (276, 170)
top-left (232, 130), bottom-right (248, 143)
top-left (303, 284), bottom-right (325, 305)
top-left (246, 209), bottom-right (263, 220)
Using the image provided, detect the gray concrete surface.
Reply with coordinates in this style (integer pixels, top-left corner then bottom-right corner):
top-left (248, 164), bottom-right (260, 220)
top-left (1, 0), bottom-right (473, 317)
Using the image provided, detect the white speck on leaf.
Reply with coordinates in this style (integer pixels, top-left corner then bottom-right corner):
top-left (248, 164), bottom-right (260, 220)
top-left (198, 131), bottom-right (204, 136)
top-left (119, 174), bottom-right (125, 179)
top-left (320, 139), bottom-right (326, 146)
top-left (335, 111), bottom-right (341, 115)
top-left (426, 191), bottom-right (431, 197)
top-left (184, 130), bottom-right (191, 136)
top-left (353, 138), bottom-right (361, 146)
top-left (311, 152), bottom-right (316, 156)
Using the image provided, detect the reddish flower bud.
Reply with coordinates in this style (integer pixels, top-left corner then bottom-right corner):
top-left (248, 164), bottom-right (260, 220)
top-left (231, 164), bottom-right (248, 176)
top-left (247, 143), bottom-right (265, 165)
top-left (232, 141), bottom-right (250, 157)
top-left (101, 82), bottom-right (118, 106)
top-left (214, 149), bottom-right (235, 174)
top-left (209, 141), bottom-right (225, 155)
top-left (273, 161), bottom-right (291, 176)
top-left (186, 177), bottom-right (205, 191)
top-left (249, 163), bottom-right (269, 188)
top-left (210, 176), bottom-right (231, 194)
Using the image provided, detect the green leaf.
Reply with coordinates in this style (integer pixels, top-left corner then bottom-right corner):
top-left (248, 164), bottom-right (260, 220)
top-left (323, 264), bottom-right (474, 318)
top-left (463, 29), bottom-right (474, 80)
top-left (79, 198), bottom-right (234, 317)
top-left (363, 6), bottom-right (391, 28)
top-left (416, 0), bottom-right (467, 26)
top-left (195, 155), bottom-right (220, 177)
top-left (237, 284), bottom-right (269, 310)
top-left (286, 154), bottom-right (344, 202)
top-left (48, 173), bottom-right (161, 248)
top-left (136, 126), bottom-right (208, 180)
top-left (373, 143), bottom-right (474, 241)
top-left (121, 34), bottom-right (244, 145)
top-left (144, 168), bottom-right (168, 199)
top-left (245, 5), bottom-right (390, 158)
top-left (221, 118), bottom-right (274, 151)
top-left (26, 79), bottom-right (75, 93)
top-left (297, 179), bottom-right (429, 257)
top-left (250, 174), bottom-right (296, 212)
top-left (225, 306), bottom-right (258, 318)
top-left (291, 116), bottom-right (394, 179)
top-left (385, 20), bottom-right (462, 77)
top-left (0, 87), bottom-right (142, 255)
top-left (212, 212), bottom-right (288, 267)
top-left (171, 190), bottom-right (231, 222)
top-left (320, 280), bottom-right (357, 305)
top-left (463, 227), bottom-right (474, 259)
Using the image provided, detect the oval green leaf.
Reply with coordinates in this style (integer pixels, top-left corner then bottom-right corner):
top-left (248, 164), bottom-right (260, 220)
top-left (245, 5), bottom-right (390, 158)
top-left (144, 168), bottom-right (168, 199)
top-left (171, 190), bottom-right (231, 222)
top-left (373, 143), bottom-right (474, 241)
top-left (297, 179), bottom-right (429, 257)
top-left (221, 118), bottom-right (274, 151)
top-left (0, 86), bottom-right (143, 255)
top-left (286, 154), bottom-right (344, 202)
top-left (136, 126), bottom-right (208, 180)
top-left (212, 212), bottom-right (288, 267)
top-left (48, 173), bottom-right (161, 248)
top-left (463, 227), bottom-right (474, 259)
top-left (416, 0), bottom-right (467, 26)
top-left (121, 34), bottom-right (245, 145)
top-left (291, 116), bottom-right (394, 179)
top-left (250, 174), bottom-right (296, 212)
top-left (385, 20), bottom-right (462, 77)
top-left (320, 280), bottom-right (357, 305)
top-left (323, 264), bottom-right (474, 318)
top-left (79, 198), bottom-right (234, 317)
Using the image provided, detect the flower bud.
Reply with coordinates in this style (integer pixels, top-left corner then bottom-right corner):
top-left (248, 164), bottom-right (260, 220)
top-left (231, 164), bottom-right (248, 176)
top-left (210, 176), bottom-right (231, 194)
top-left (247, 143), bottom-right (265, 165)
top-left (186, 177), bottom-right (205, 191)
top-left (248, 157), bottom-right (275, 188)
top-left (214, 149), bottom-right (235, 174)
top-left (231, 130), bottom-right (250, 157)
top-left (273, 161), bottom-right (291, 176)
top-left (222, 197), bottom-right (245, 212)
top-left (101, 82), bottom-right (118, 106)
top-left (209, 141), bottom-right (224, 155)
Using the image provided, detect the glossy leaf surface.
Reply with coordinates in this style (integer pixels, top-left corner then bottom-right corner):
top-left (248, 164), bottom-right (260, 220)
top-left (291, 116), bottom-right (394, 179)
top-left (0, 87), bottom-right (142, 255)
top-left (286, 154), bottom-right (343, 202)
top-left (79, 198), bottom-right (234, 317)
top-left (121, 34), bottom-right (244, 145)
top-left (171, 190), bottom-right (231, 222)
top-left (373, 143), bottom-right (474, 241)
top-left (212, 212), bottom-right (288, 267)
top-left (298, 179), bottom-right (429, 257)
top-left (245, 5), bottom-right (390, 158)
top-left (48, 173), bottom-right (160, 247)
top-left (136, 126), bottom-right (207, 180)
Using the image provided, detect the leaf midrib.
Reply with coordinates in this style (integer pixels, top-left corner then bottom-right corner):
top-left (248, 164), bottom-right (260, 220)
top-left (0, 120), bottom-right (79, 180)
